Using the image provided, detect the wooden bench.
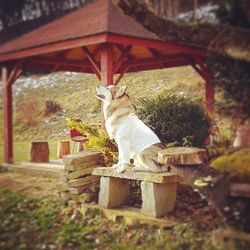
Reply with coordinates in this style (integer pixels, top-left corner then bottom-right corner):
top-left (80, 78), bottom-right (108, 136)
top-left (92, 167), bottom-right (180, 218)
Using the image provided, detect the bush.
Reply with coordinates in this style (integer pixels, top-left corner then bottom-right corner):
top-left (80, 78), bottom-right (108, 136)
top-left (44, 100), bottom-right (62, 116)
top-left (67, 119), bottom-right (118, 164)
top-left (137, 94), bottom-right (211, 147)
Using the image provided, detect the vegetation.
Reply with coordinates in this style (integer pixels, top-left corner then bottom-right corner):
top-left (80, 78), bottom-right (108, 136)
top-left (0, 188), bottom-right (221, 250)
top-left (44, 100), bottom-right (62, 116)
top-left (207, 53), bottom-right (250, 118)
top-left (211, 147), bottom-right (250, 182)
top-left (67, 119), bottom-right (118, 164)
top-left (137, 94), bottom-right (211, 147)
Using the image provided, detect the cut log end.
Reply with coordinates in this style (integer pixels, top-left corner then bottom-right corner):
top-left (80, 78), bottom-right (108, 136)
top-left (29, 141), bottom-right (49, 163)
top-left (158, 147), bottom-right (207, 166)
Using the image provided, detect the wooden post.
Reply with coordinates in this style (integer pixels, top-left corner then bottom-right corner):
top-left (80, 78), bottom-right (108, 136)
top-left (99, 44), bottom-right (114, 129)
top-left (2, 66), bottom-right (13, 164)
top-left (100, 44), bottom-right (114, 86)
top-left (2, 63), bottom-right (23, 164)
top-left (205, 77), bottom-right (214, 113)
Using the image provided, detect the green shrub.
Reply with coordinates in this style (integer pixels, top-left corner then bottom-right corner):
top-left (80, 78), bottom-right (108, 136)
top-left (137, 94), bottom-right (211, 147)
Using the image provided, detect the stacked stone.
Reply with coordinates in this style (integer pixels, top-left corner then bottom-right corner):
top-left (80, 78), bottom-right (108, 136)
top-left (57, 151), bottom-right (102, 205)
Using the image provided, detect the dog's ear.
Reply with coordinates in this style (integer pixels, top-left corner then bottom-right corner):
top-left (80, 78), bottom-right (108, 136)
top-left (114, 86), bottom-right (127, 99)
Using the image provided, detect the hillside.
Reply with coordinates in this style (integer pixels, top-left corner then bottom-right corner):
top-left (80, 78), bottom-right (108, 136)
top-left (0, 66), bottom-right (207, 142)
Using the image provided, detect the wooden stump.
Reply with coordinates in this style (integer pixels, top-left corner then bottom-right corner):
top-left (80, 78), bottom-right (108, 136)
top-left (57, 140), bottom-right (70, 158)
top-left (29, 141), bottom-right (49, 163)
top-left (158, 147), bottom-right (207, 165)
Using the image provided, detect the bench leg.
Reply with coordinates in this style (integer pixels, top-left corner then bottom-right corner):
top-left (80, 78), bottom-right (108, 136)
top-left (98, 177), bottom-right (130, 208)
top-left (141, 182), bottom-right (177, 217)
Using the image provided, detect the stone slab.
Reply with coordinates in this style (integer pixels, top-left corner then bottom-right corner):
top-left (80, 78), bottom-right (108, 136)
top-left (141, 181), bottom-right (177, 217)
top-left (69, 182), bottom-right (100, 195)
top-left (81, 204), bottom-right (177, 228)
top-left (66, 167), bottom-right (96, 180)
top-left (92, 167), bottom-right (179, 184)
top-left (65, 160), bottom-right (99, 171)
top-left (68, 175), bottom-right (100, 188)
top-left (56, 182), bottom-right (69, 192)
top-left (63, 151), bottom-right (102, 165)
top-left (98, 176), bottom-right (130, 208)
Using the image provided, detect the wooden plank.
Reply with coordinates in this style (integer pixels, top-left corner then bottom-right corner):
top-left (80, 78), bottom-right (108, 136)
top-left (92, 167), bottom-right (180, 184)
top-left (66, 167), bottom-right (96, 180)
top-left (106, 34), bottom-right (206, 56)
top-left (63, 151), bottom-right (102, 165)
top-left (230, 184), bottom-right (250, 198)
top-left (113, 45), bottom-right (132, 73)
top-left (68, 175), bottom-right (100, 188)
top-left (65, 160), bottom-right (99, 171)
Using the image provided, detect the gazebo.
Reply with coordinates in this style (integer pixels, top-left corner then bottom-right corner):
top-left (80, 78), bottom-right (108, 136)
top-left (0, 0), bottom-right (213, 164)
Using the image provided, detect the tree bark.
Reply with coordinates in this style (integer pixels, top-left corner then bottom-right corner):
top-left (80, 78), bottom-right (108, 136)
top-left (29, 141), bottom-right (49, 163)
top-left (112, 0), bottom-right (250, 62)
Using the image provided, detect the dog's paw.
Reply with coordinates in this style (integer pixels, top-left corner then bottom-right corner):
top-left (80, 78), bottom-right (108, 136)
top-left (116, 164), bottom-right (129, 173)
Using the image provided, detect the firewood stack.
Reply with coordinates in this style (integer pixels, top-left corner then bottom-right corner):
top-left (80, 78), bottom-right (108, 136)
top-left (56, 151), bottom-right (103, 205)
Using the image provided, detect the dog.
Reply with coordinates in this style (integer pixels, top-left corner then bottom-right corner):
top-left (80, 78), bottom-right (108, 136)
top-left (96, 85), bottom-right (167, 173)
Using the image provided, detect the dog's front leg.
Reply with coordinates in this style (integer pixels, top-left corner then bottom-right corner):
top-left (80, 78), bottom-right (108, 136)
top-left (114, 134), bottom-right (130, 173)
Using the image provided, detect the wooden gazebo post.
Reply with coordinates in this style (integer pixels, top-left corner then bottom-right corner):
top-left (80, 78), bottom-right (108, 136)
top-left (2, 64), bottom-right (23, 163)
top-left (100, 44), bottom-right (114, 86)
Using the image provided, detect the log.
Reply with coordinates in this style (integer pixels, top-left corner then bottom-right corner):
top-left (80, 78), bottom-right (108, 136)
top-left (29, 141), bottom-right (49, 163)
top-left (57, 140), bottom-right (70, 158)
top-left (230, 184), bottom-right (250, 198)
top-left (158, 147), bottom-right (207, 165)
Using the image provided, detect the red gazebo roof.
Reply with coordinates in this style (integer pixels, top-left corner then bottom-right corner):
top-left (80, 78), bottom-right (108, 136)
top-left (0, 0), bottom-right (160, 58)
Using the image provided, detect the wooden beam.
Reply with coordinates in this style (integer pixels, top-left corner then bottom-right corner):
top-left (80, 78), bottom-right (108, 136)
top-left (197, 58), bottom-right (214, 113)
top-left (2, 66), bottom-right (13, 163)
top-left (113, 45), bottom-right (132, 73)
top-left (0, 33), bottom-right (108, 62)
top-left (114, 65), bottom-right (130, 85)
top-left (100, 44), bottom-right (114, 86)
top-left (81, 47), bottom-right (101, 75)
top-left (107, 34), bottom-right (206, 56)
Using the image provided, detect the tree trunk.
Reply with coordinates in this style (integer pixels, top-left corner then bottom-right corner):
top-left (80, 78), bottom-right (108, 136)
top-left (29, 141), bottom-right (49, 163)
top-left (112, 0), bottom-right (250, 62)
top-left (57, 140), bottom-right (71, 158)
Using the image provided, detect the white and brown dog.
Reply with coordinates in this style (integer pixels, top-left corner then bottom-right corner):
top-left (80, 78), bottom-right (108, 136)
top-left (96, 85), bottom-right (167, 173)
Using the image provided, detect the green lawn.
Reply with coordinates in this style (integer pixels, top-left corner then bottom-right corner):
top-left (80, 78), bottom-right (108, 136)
top-left (0, 140), bottom-right (63, 165)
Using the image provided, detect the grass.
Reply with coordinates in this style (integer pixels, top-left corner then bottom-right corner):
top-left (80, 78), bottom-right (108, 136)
top-left (0, 140), bottom-right (62, 165)
top-left (0, 188), bottom-right (220, 250)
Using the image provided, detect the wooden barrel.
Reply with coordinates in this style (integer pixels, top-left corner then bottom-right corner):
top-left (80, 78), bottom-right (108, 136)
top-left (29, 141), bottom-right (50, 163)
top-left (57, 140), bottom-right (70, 158)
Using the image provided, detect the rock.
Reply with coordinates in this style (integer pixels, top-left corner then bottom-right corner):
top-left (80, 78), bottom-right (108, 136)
top-left (98, 177), bottom-right (130, 208)
top-left (71, 193), bottom-right (98, 203)
top-left (158, 147), bottom-right (207, 165)
top-left (65, 160), bottom-right (99, 171)
top-left (141, 181), bottom-right (177, 217)
top-left (56, 183), bottom-right (69, 192)
top-left (69, 182), bottom-right (100, 195)
top-left (230, 183), bottom-right (250, 198)
top-left (63, 151), bottom-right (102, 165)
top-left (68, 175), bottom-right (100, 188)
top-left (92, 167), bottom-right (179, 184)
top-left (66, 167), bottom-right (96, 180)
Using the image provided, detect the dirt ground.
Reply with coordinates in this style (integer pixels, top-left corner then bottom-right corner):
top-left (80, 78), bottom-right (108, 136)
top-left (0, 171), bottom-right (62, 198)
